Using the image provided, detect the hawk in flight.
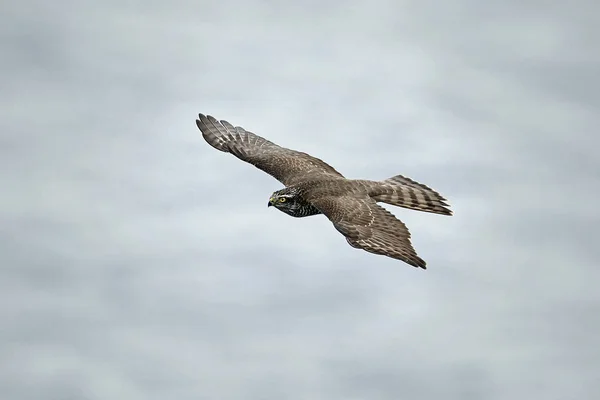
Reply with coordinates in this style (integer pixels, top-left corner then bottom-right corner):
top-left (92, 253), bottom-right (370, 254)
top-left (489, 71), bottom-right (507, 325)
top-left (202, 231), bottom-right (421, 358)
top-left (196, 114), bottom-right (452, 269)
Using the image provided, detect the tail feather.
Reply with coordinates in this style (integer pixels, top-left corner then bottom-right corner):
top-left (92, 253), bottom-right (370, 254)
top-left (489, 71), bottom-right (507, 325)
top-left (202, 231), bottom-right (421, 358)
top-left (371, 174), bottom-right (453, 216)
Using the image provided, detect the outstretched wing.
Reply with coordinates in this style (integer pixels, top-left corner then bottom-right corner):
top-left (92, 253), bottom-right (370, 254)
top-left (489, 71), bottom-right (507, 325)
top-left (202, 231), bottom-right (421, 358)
top-left (311, 195), bottom-right (427, 269)
top-left (196, 114), bottom-right (344, 186)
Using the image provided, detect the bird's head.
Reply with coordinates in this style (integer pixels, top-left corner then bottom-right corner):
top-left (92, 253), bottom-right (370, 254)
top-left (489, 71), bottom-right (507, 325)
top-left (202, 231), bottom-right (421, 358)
top-left (268, 187), bottom-right (303, 216)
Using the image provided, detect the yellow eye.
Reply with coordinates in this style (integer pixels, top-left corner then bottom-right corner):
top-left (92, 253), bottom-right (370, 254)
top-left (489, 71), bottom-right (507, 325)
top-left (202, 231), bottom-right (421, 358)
top-left (279, 197), bottom-right (287, 203)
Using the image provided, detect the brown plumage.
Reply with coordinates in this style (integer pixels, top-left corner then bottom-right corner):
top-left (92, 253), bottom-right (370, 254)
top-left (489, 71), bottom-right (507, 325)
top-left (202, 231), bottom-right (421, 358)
top-left (196, 113), bottom-right (452, 269)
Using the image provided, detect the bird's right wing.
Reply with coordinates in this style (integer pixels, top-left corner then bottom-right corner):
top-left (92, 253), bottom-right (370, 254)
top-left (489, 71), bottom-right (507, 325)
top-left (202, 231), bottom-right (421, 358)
top-left (196, 114), bottom-right (344, 186)
top-left (311, 195), bottom-right (427, 269)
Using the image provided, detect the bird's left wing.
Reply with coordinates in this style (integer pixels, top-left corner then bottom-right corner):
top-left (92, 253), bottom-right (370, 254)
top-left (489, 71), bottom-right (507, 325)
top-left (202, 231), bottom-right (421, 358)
top-left (311, 195), bottom-right (427, 269)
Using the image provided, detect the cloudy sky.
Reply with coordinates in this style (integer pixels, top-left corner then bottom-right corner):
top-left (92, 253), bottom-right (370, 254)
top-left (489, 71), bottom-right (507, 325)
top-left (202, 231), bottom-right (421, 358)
top-left (2, 0), bottom-right (599, 399)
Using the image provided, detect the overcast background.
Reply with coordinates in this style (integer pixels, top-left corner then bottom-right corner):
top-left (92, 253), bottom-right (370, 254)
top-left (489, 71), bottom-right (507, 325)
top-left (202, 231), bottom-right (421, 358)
top-left (2, 1), bottom-right (599, 399)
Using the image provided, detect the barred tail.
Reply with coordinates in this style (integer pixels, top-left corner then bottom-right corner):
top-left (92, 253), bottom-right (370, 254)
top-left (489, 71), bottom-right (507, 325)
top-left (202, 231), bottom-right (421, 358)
top-left (370, 175), bottom-right (453, 216)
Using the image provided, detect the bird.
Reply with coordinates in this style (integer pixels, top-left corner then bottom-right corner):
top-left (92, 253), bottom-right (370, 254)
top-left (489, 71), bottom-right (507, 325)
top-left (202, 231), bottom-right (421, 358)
top-left (195, 113), bottom-right (452, 269)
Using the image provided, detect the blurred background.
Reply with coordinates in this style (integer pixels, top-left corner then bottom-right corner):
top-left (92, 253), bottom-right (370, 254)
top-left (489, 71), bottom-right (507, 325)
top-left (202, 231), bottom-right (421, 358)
top-left (1, 0), bottom-right (599, 399)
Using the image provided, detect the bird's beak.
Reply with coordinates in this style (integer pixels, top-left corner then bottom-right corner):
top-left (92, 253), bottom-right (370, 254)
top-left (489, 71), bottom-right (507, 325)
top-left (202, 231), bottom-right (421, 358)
top-left (268, 197), bottom-right (274, 207)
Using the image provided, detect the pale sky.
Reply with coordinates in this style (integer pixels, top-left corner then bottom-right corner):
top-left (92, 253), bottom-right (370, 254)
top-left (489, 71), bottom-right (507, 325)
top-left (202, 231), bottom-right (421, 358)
top-left (2, 1), bottom-right (599, 399)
